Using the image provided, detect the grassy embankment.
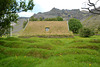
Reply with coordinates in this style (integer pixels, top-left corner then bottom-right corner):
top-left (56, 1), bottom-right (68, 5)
top-left (0, 35), bottom-right (100, 67)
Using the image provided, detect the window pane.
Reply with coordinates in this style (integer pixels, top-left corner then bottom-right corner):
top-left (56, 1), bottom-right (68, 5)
top-left (45, 27), bottom-right (50, 31)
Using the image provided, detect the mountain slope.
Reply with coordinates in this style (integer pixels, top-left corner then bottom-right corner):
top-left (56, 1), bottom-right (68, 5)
top-left (81, 15), bottom-right (100, 29)
top-left (12, 17), bottom-right (28, 35)
top-left (33, 8), bottom-right (91, 20)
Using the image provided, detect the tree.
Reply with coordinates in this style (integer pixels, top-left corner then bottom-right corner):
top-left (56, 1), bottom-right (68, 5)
top-left (43, 17), bottom-right (63, 21)
top-left (39, 17), bottom-right (43, 21)
top-left (0, 0), bottom-right (34, 36)
top-left (44, 18), bottom-right (57, 21)
top-left (29, 16), bottom-right (64, 21)
top-left (29, 16), bottom-right (38, 21)
top-left (82, 0), bottom-right (100, 14)
top-left (56, 16), bottom-right (63, 21)
top-left (68, 18), bottom-right (82, 33)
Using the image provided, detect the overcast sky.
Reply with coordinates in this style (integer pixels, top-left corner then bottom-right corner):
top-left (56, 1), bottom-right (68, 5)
top-left (18, 0), bottom-right (100, 17)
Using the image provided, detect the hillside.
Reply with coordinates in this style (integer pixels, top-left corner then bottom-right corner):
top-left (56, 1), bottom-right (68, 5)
top-left (33, 8), bottom-right (91, 20)
top-left (81, 15), bottom-right (100, 29)
top-left (12, 17), bottom-right (28, 35)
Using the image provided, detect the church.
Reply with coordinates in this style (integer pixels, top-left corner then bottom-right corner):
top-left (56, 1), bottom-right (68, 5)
top-left (20, 21), bottom-right (73, 37)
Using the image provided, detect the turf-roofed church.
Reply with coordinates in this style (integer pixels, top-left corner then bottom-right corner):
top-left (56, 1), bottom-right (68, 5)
top-left (21, 21), bottom-right (72, 37)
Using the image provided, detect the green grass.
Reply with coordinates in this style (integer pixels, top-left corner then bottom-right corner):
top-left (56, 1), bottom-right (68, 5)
top-left (0, 35), bottom-right (100, 67)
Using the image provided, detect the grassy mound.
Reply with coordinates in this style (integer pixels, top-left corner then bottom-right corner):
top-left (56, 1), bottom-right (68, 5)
top-left (0, 35), bottom-right (100, 67)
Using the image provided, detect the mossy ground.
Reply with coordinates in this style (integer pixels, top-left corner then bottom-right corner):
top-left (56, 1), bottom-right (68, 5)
top-left (0, 35), bottom-right (100, 67)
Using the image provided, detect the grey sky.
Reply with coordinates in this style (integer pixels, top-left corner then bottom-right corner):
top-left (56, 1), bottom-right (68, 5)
top-left (18, 0), bottom-right (100, 17)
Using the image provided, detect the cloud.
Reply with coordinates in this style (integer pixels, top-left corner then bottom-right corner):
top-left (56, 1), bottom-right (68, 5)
top-left (34, 0), bottom-right (87, 12)
top-left (18, 12), bottom-right (34, 17)
top-left (18, 0), bottom-right (100, 17)
top-left (32, 1), bottom-right (44, 13)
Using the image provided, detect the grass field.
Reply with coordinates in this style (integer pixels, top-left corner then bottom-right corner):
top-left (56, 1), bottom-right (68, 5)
top-left (0, 35), bottom-right (100, 67)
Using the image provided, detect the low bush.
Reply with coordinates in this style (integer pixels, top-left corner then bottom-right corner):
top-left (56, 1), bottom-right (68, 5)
top-left (98, 26), bottom-right (100, 31)
top-left (79, 27), bottom-right (94, 37)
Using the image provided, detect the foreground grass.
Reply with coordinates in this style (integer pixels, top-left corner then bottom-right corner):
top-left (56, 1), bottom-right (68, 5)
top-left (0, 35), bottom-right (100, 67)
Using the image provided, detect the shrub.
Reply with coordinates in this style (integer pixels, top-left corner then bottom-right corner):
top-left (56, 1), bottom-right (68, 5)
top-left (29, 16), bottom-right (38, 21)
top-left (44, 18), bottom-right (57, 21)
top-left (79, 27), bottom-right (94, 37)
top-left (39, 17), bottom-right (43, 21)
top-left (56, 16), bottom-right (63, 21)
top-left (68, 18), bottom-right (82, 33)
top-left (98, 26), bottom-right (100, 31)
